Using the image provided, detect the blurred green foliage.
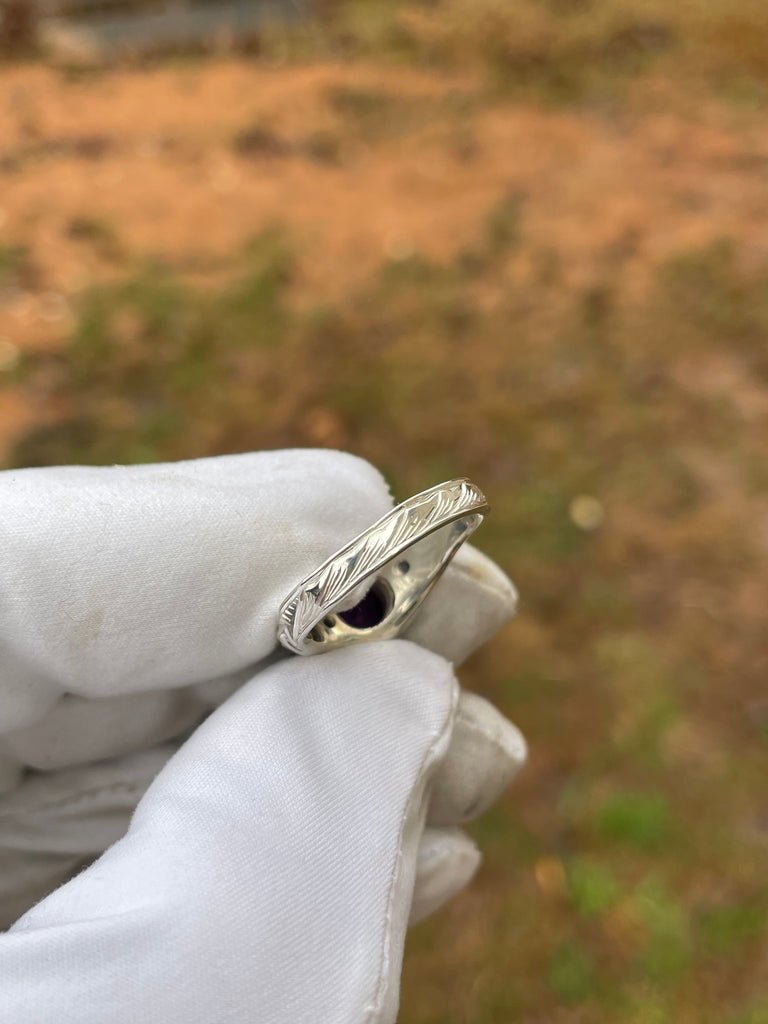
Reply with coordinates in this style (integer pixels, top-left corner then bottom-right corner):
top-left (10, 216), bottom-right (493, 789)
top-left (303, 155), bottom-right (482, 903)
top-left (549, 941), bottom-right (597, 1003)
top-left (597, 792), bottom-right (670, 849)
top-left (698, 904), bottom-right (768, 957)
top-left (258, 0), bottom-right (768, 107)
top-left (0, 245), bottom-right (25, 277)
top-left (568, 858), bottom-right (620, 917)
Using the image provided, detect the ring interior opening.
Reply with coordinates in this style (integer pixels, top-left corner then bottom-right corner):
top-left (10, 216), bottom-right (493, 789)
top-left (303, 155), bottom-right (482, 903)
top-left (338, 579), bottom-right (392, 630)
top-left (301, 509), bottom-right (485, 650)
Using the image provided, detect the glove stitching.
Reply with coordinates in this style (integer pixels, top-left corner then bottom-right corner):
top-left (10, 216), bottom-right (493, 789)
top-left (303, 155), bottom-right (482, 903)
top-left (0, 781), bottom-right (146, 820)
top-left (363, 679), bottom-right (459, 1024)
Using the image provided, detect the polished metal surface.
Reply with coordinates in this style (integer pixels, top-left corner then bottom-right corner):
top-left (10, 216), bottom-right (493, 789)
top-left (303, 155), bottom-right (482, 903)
top-left (277, 479), bottom-right (489, 655)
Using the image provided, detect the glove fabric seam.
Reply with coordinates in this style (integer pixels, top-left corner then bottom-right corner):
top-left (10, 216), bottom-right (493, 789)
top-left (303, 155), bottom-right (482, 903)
top-left (363, 674), bottom-right (459, 1023)
top-left (0, 781), bottom-right (147, 820)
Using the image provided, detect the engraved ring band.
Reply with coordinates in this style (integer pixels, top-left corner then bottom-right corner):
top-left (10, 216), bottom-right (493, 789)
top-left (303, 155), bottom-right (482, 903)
top-left (277, 479), bottom-right (489, 655)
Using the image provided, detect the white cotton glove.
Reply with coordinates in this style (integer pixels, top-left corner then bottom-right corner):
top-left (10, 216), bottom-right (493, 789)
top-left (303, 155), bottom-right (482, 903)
top-left (0, 450), bottom-right (526, 1024)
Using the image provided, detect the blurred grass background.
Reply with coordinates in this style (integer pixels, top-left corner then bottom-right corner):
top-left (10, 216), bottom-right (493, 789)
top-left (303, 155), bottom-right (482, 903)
top-left (2, 0), bottom-right (768, 1020)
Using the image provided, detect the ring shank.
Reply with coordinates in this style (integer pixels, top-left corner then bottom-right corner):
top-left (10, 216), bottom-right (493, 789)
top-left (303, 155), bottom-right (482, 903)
top-left (277, 479), bottom-right (489, 655)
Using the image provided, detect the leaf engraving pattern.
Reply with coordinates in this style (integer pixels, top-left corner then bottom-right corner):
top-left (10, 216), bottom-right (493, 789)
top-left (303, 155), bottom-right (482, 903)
top-left (277, 480), bottom-right (487, 653)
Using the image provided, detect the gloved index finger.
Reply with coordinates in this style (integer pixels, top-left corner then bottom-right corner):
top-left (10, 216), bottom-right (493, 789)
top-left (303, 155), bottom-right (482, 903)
top-left (0, 450), bottom-right (391, 729)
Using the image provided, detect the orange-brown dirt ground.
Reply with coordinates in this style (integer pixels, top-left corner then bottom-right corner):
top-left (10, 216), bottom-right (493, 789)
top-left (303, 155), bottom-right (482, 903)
top-left (2, 58), bottom-right (768, 454)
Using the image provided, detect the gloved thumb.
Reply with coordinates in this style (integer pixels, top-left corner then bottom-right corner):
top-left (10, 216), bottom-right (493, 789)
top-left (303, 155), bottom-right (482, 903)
top-left (0, 641), bottom-right (457, 1024)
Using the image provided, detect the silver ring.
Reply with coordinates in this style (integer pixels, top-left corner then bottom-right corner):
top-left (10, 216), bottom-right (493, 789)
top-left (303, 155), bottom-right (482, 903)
top-left (277, 478), bottom-right (489, 655)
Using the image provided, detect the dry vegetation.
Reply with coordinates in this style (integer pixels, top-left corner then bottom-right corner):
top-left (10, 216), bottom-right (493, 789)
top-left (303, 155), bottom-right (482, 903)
top-left (2, 1), bottom-right (768, 1020)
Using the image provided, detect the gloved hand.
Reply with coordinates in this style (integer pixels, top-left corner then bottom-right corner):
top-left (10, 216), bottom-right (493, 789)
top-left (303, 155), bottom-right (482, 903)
top-left (0, 450), bottom-right (526, 1024)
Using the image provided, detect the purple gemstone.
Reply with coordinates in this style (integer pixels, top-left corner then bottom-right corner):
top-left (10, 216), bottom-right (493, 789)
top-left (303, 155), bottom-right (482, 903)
top-left (338, 586), bottom-right (387, 629)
